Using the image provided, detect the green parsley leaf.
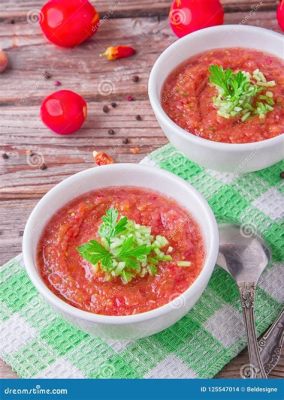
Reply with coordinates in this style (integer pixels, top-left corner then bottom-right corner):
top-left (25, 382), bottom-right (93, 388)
top-left (77, 240), bottom-right (112, 270)
top-left (209, 65), bottom-right (234, 97)
top-left (99, 207), bottom-right (127, 244)
top-left (118, 237), bottom-right (152, 259)
top-left (117, 237), bottom-right (152, 271)
top-left (114, 216), bottom-right (128, 235)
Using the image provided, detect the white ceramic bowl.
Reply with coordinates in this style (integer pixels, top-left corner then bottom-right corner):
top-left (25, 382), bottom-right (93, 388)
top-left (148, 25), bottom-right (284, 173)
top-left (23, 164), bottom-right (218, 339)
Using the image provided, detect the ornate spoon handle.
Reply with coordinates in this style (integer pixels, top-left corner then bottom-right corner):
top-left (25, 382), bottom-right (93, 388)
top-left (259, 308), bottom-right (284, 375)
top-left (238, 282), bottom-right (267, 378)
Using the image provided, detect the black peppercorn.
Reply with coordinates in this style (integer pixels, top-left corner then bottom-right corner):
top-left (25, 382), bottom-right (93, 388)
top-left (43, 71), bottom-right (52, 80)
top-left (40, 163), bottom-right (48, 170)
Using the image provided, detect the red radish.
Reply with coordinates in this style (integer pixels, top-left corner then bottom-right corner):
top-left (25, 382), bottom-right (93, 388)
top-left (40, 0), bottom-right (100, 48)
top-left (169, 0), bottom-right (224, 38)
top-left (41, 90), bottom-right (87, 135)
top-left (277, 0), bottom-right (284, 31)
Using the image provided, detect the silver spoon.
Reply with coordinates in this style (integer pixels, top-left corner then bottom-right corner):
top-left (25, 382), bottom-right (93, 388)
top-left (259, 307), bottom-right (284, 375)
top-left (217, 223), bottom-right (270, 378)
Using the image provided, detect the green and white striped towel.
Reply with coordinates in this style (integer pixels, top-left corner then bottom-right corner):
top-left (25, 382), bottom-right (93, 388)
top-left (0, 144), bottom-right (283, 378)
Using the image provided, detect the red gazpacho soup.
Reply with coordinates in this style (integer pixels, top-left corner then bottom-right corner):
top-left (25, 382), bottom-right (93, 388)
top-left (37, 187), bottom-right (205, 316)
top-left (162, 48), bottom-right (284, 144)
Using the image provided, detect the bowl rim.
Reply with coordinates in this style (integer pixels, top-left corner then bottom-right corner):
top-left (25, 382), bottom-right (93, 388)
top-left (148, 24), bottom-right (284, 151)
top-left (23, 163), bottom-right (219, 325)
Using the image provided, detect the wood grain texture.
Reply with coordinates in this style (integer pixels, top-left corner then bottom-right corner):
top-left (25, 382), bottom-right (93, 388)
top-left (217, 347), bottom-right (284, 378)
top-left (0, 0), bottom-right (279, 19)
top-left (0, 13), bottom-right (281, 103)
top-left (0, 0), bottom-right (283, 379)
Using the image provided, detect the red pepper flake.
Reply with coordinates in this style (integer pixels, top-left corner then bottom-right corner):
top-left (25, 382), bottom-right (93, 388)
top-left (0, 50), bottom-right (8, 73)
top-left (93, 151), bottom-right (114, 166)
top-left (130, 147), bottom-right (140, 154)
top-left (54, 80), bottom-right (62, 87)
top-left (101, 46), bottom-right (136, 61)
top-left (127, 95), bottom-right (134, 102)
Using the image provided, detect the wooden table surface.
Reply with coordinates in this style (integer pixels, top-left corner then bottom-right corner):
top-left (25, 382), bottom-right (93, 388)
top-left (0, 0), bottom-right (283, 379)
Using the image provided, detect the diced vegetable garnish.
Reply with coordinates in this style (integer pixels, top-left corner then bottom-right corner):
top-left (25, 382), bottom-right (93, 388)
top-left (177, 261), bottom-right (192, 267)
top-left (77, 208), bottom-right (191, 284)
top-left (209, 65), bottom-right (276, 120)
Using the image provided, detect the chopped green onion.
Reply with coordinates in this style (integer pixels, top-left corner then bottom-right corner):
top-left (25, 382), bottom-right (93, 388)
top-left (241, 112), bottom-right (251, 122)
top-left (177, 261), bottom-right (192, 267)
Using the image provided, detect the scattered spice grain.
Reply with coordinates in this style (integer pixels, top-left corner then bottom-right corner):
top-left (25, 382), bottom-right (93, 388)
top-left (40, 163), bottom-right (48, 170)
top-left (130, 147), bottom-right (140, 154)
top-left (43, 71), bottom-right (52, 80)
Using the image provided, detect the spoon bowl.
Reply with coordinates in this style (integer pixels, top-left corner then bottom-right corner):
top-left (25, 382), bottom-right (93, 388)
top-left (217, 224), bottom-right (271, 284)
top-left (217, 223), bottom-right (271, 378)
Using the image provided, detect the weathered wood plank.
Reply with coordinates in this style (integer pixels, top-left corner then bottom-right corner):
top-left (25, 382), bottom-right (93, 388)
top-left (0, 199), bottom-right (38, 262)
top-left (0, 360), bottom-right (18, 379)
top-left (0, 12), bottom-right (281, 105)
top-left (0, 10), bottom-right (281, 201)
top-left (0, 101), bottom-right (167, 198)
top-left (0, 0), bottom-right (279, 20)
top-left (0, 17), bottom-right (170, 103)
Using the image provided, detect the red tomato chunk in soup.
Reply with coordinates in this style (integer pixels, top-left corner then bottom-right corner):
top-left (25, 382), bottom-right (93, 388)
top-left (162, 48), bottom-right (284, 144)
top-left (37, 187), bottom-right (205, 316)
